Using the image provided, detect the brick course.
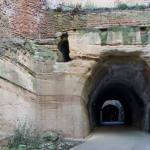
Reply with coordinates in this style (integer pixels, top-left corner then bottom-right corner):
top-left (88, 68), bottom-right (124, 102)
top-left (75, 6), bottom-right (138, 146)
top-left (1, 1), bottom-right (150, 39)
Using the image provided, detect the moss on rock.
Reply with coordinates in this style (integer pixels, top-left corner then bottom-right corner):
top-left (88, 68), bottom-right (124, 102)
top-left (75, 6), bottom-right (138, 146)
top-left (122, 26), bottom-right (134, 45)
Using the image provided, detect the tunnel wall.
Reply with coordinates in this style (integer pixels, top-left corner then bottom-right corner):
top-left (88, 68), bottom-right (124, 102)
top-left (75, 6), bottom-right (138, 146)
top-left (36, 63), bottom-right (90, 138)
top-left (34, 28), bottom-right (150, 138)
top-left (83, 55), bottom-right (150, 131)
top-left (35, 52), bottom-right (150, 138)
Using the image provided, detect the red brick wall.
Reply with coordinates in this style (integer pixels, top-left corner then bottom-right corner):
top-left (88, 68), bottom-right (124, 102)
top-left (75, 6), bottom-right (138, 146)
top-left (9, 0), bottom-right (46, 38)
top-left (1, 0), bottom-right (58, 39)
top-left (86, 10), bottom-right (150, 28)
top-left (1, 0), bottom-right (150, 39)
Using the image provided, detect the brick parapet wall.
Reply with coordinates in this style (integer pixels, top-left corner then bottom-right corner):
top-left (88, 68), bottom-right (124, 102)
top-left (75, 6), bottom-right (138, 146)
top-left (86, 10), bottom-right (150, 28)
top-left (1, 0), bottom-right (150, 39)
top-left (8, 0), bottom-right (45, 38)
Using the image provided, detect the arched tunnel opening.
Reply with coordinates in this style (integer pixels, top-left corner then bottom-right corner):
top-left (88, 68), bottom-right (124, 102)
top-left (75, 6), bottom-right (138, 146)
top-left (84, 55), bottom-right (150, 134)
top-left (102, 104), bottom-right (120, 123)
top-left (91, 83), bottom-right (144, 128)
top-left (101, 99), bottom-right (125, 124)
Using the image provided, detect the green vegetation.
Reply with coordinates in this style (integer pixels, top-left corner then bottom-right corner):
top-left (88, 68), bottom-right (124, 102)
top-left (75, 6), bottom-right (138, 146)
top-left (1, 123), bottom-right (82, 150)
top-left (122, 26), bottom-right (134, 45)
top-left (7, 123), bottom-right (41, 150)
top-left (100, 29), bottom-right (108, 45)
top-left (117, 3), bottom-right (128, 10)
top-left (99, 26), bottom-right (150, 45)
top-left (111, 26), bottom-right (121, 32)
top-left (117, 3), bottom-right (147, 10)
top-left (141, 27), bottom-right (149, 45)
top-left (54, 2), bottom-right (149, 12)
top-left (136, 5), bottom-right (146, 10)
top-left (34, 50), bottom-right (56, 61)
top-left (24, 40), bottom-right (35, 55)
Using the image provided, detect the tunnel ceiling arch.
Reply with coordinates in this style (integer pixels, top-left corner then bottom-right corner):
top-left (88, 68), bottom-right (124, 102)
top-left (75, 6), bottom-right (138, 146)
top-left (102, 100), bottom-right (123, 109)
top-left (83, 54), bottom-right (150, 132)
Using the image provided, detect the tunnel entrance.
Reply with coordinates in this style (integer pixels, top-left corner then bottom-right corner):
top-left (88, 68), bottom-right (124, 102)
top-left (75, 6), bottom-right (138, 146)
top-left (102, 104), bottom-right (119, 122)
top-left (101, 100), bottom-right (125, 125)
top-left (91, 83), bottom-right (137, 127)
top-left (85, 55), bottom-right (150, 133)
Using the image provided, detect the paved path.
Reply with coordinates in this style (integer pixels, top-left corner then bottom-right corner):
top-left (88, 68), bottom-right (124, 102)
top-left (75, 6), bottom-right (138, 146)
top-left (72, 126), bottom-right (150, 150)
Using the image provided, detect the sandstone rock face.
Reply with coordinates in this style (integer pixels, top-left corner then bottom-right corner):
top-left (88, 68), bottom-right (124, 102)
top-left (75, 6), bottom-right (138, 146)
top-left (0, 78), bottom-right (38, 139)
top-left (36, 28), bottom-right (150, 138)
top-left (2, 27), bottom-right (150, 140)
top-left (0, 44), bottom-right (39, 141)
top-left (2, 0), bottom-right (150, 140)
top-left (0, 11), bottom-right (10, 37)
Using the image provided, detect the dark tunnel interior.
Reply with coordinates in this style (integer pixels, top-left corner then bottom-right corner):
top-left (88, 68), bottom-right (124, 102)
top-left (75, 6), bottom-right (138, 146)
top-left (89, 83), bottom-right (145, 129)
top-left (102, 104), bottom-right (119, 122)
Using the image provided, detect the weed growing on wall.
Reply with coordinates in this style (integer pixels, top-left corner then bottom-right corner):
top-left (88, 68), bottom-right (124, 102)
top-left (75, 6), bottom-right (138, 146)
top-left (1, 122), bottom-right (83, 150)
top-left (24, 40), bottom-right (35, 55)
top-left (7, 123), bottom-right (41, 150)
top-left (117, 3), bottom-right (128, 10)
